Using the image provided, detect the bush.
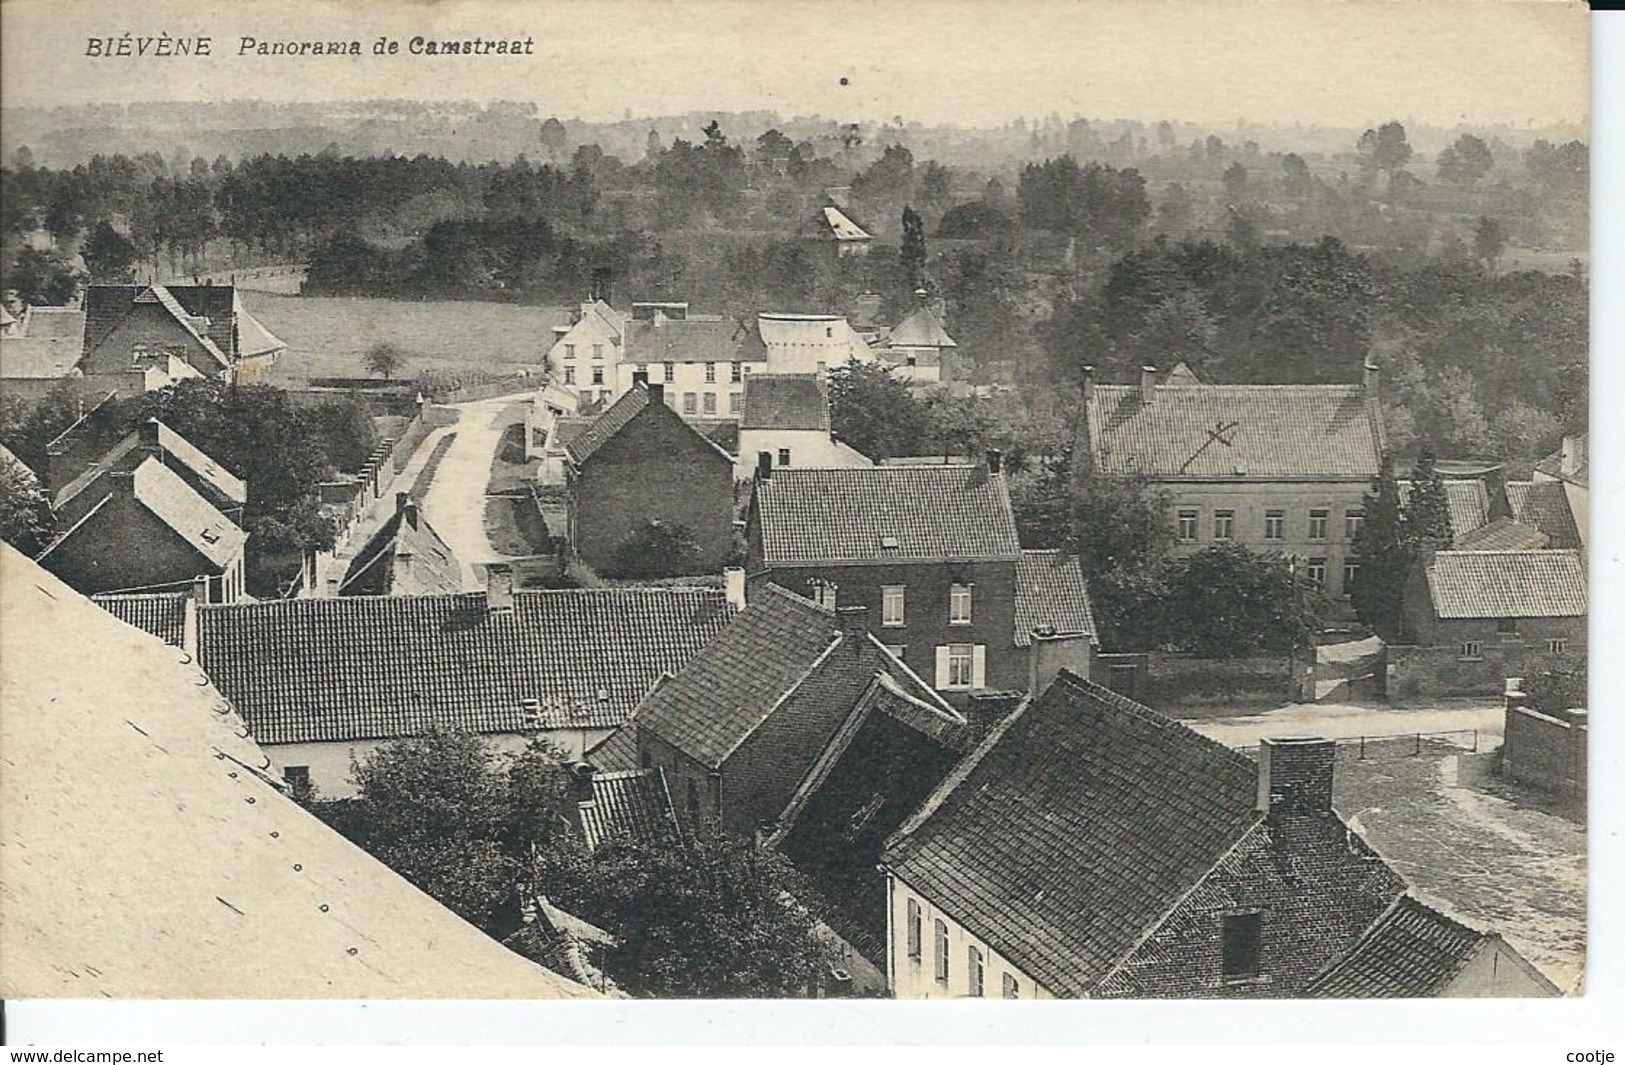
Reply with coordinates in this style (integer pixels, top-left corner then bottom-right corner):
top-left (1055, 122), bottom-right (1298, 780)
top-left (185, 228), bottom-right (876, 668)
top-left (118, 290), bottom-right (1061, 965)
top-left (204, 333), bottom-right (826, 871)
top-left (606, 520), bottom-right (700, 579)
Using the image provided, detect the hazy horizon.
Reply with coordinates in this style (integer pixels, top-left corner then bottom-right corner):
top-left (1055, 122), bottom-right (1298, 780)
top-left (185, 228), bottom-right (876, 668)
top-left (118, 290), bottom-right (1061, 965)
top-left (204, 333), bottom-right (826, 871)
top-left (0, 0), bottom-right (1589, 130)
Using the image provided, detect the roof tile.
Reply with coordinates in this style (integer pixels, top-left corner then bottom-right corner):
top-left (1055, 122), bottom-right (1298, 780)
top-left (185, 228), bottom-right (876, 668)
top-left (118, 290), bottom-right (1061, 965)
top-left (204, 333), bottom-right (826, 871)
top-left (1014, 550), bottom-right (1097, 645)
top-left (1425, 550), bottom-right (1586, 619)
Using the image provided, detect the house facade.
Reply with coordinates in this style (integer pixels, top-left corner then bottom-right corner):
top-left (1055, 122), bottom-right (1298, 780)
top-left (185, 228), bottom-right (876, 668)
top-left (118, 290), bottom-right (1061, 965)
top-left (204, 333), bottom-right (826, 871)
top-left (565, 381), bottom-right (737, 576)
top-left (607, 310), bottom-right (767, 415)
top-left (757, 314), bottom-right (878, 376)
top-left (1081, 364), bottom-right (1384, 599)
top-left (744, 459), bottom-right (1096, 698)
top-left (737, 373), bottom-right (872, 478)
top-left (78, 284), bottom-right (284, 395)
top-left (545, 298), bottom-right (628, 407)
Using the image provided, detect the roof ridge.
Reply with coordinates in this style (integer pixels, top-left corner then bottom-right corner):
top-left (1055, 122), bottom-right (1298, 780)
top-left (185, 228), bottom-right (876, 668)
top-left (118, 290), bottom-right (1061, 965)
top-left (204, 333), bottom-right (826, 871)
top-left (711, 631), bottom-right (845, 767)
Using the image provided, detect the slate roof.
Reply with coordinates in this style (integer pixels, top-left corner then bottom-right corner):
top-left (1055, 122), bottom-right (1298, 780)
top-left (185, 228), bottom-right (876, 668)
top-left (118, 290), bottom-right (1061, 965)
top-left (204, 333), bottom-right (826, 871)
top-left (1086, 383), bottom-right (1383, 480)
top-left (92, 591), bottom-right (189, 647)
top-left (622, 318), bottom-right (764, 364)
top-left (83, 285), bottom-right (244, 365)
top-left (1398, 479), bottom-right (1490, 542)
top-left (565, 385), bottom-right (650, 465)
top-left (1014, 550), bottom-right (1097, 645)
top-left (54, 420), bottom-right (246, 516)
top-left (339, 502), bottom-right (464, 597)
top-left (585, 722), bottom-right (640, 771)
top-left (741, 373), bottom-right (828, 431)
top-left (1305, 895), bottom-right (1495, 998)
top-left (753, 465), bottom-right (1021, 565)
top-left (635, 582), bottom-right (953, 769)
top-left (576, 768), bottom-right (677, 851)
top-left (887, 306), bottom-right (957, 349)
top-left (196, 587), bottom-right (735, 744)
top-left (128, 458), bottom-right (246, 567)
top-left (883, 672), bottom-right (1263, 998)
top-left (1506, 480), bottom-right (1582, 550)
top-left (821, 205), bottom-right (872, 242)
top-left (1454, 517), bottom-right (1549, 552)
top-left (1425, 550), bottom-right (1587, 619)
top-left (0, 336), bottom-right (81, 379)
top-left (20, 306), bottom-right (86, 339)
top-left (232, 292), bottom-right (285, 358)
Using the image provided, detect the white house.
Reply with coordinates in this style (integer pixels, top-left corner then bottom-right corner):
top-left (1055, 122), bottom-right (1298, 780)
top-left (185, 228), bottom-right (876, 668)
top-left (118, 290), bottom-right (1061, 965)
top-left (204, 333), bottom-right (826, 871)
top-left (757, 313), bottom-right (878, 376)
top-left (736, 373), bottom-right (871, 479)
top-left (546, 299), bottom-right (629, 407)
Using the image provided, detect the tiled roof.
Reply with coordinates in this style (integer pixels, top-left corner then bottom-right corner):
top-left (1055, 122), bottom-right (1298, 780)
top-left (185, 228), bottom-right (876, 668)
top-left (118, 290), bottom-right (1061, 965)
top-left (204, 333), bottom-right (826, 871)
top-left (623, 318), bottom-right (764, 364)
top-left (753, 465), bottom-right (1021, 565)
top-left (887, 306), bottom-right (956, 349)
top-left (1506, 481), bottom-right (1582, 550)
top-left (92, 591), bottom-right (189, 646)
top-left (340, 503), bottom-right (464, 597)
top-left (1014, 550), bottom-right (1097, 645)
top-left (586, 722), bottom-right (640, 771)
top-left (741, 373), bottom-right (828, 431)
top-left (1425, 550), bottom-right (1586, 619)
top-left (0, 336), bottom-right (81, 379)
top-left (821, 205), bottom-right (872, 241)
top-left (1305, 895), bottom-right (1492, 997)
top-left (196, 587), bottom-right (735, 744)
top-left (1454, 517), bottom-right (1549, 552)
top-left (635, 582), bottom-right (951, 769)
top-left (55, 421), bottom-right (246, 516)
top-left (564, 385), bottom-right (650, 465)
top-left (576, 768), bottom-right (677, 851)
top-left (231, 292), bottom-right (285, 358)
top-left (884, 672), bottom-right (1263, 998)
top-left (1398, 479), bottom-right (1490, 542)
top-left (20, 306), bottom-right (86, 340)
top-left (128, 458), bottom-right (245, 567)
top-left (1087, 383), bottom-right (1382, 480)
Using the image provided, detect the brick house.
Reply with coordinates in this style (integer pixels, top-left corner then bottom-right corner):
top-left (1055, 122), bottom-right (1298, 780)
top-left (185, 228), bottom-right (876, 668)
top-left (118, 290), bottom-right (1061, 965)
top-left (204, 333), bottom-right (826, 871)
top-left (37, 456), bottom-right (247, 602)
top-left (52, 418), bottom-right (247, 528)
top-left (1391, 549), bottom-right (1586, 695)
top-left (1081, 363), bottom-right (1384, 599)
top-left (78, 284), bottom-right (284, 396)
top-left (737, 373), bottom-right (872, 478)
top-left (631, 581), bottom-right (962, 838)
top-left (743, 459), bottom-right (1097, 697)
top-left (881, 670), bottom-right (1556, 998)
top-left (565, 380), bottom-right (737, 576)
top-left (195, 569), bottom-right (736, 796)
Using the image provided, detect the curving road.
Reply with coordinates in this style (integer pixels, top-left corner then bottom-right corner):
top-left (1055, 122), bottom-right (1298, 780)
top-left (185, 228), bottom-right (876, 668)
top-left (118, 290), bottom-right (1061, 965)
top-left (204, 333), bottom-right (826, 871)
top-left (418, 394), bottom-right (531, 589)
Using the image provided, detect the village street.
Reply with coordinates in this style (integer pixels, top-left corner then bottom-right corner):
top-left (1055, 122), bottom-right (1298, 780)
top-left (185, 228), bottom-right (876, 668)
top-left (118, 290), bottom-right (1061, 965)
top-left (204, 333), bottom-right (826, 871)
top-left (1185, 698), bottom-right (1505, 750)
top-left (418, 393), bottom-right (533, 589)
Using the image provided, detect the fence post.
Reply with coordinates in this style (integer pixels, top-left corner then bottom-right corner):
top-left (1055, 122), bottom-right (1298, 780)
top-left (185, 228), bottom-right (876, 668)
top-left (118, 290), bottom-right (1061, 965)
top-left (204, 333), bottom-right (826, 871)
top-left (1472, 729), bottom-right (1478, 753)
top-left (1414, 732), bottom-right (1421, 757)
top-left (1359, 735), bottom-right (1366, 761)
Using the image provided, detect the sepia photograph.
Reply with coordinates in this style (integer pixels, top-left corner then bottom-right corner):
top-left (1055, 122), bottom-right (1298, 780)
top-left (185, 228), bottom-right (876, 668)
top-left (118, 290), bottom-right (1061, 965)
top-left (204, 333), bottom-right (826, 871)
top-left (0, 0), bottom-right (1605, 1049)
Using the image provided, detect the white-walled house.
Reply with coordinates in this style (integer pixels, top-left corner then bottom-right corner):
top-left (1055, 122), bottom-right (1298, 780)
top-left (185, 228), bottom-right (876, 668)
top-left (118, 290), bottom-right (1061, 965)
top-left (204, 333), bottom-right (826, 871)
top-left (736, 373), bottom-right (872, 478)
top-left (546, 299), bottom-right (629, 407)
top-left (757, 313), bottom-right (878, 376)
top-left (876, 301), bottom-right (958, 385)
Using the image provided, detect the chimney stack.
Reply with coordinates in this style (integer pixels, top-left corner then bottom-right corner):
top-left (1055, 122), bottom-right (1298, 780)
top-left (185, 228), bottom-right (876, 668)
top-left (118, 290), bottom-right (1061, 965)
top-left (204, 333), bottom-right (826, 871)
top-left (1483, 464), bottom-right (1512, 521)
top-left (757, 451), bottom-right (774, 481)
top-left (1081, 365), bottom-right (1095, 403)
top-left (646, 382), bottom-right (664, 405)
top-left (836, 605), bottom-right (868, 637)
top-left (570, 760), bottom-right (597, 801)
top-left (632, 369), bottom-right (649, 387)
top-left (395, 491), bottom-right (420, 527)
top-left (985, 448), bottom-right (1003, 475)
top-left (1255, 737), bottom-right (1336, 815)
top-left (1139, 365), bottom-right (1158, 405)
top-left (1027, 628), bottom-right (1091, 695)
top-left (723, 566), bottom-right (746, 610)
top-left (1363, 360), bottom-right (1380, 395)
top-left (139, 418), bottom-right (162, 450)
top-left (485, 563), bottom-right (515, 612)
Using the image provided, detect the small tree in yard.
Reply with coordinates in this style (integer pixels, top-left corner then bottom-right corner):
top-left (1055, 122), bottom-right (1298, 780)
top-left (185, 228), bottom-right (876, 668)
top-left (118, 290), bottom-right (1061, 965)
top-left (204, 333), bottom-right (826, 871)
top-left (1351, 454), bottom-right (1410, 641)
top-left (1473, 217), bottom-right (1507, 274)
top-left (827, 358), bottom-right (932, 462)
top-left (0, 454), bottom-right (53, 555)
top-left (1524, 667), bottom-right (1586, 714)
top-left (608, 519), bottom-right (701, 578)
top-left (365, 341), bottom-right (407, 379)
top-left (1402, 447), bottom-right (1454, 553)
top-left (1163, 543), bottom-right (1325, 658)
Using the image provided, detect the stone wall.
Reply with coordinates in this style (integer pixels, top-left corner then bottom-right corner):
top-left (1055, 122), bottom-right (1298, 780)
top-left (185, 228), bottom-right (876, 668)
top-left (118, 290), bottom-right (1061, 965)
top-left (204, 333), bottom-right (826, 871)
top-left (1502, 705), bottom-right (1587, 805)
top-left (1386, 643), bottom-right (1579, 699)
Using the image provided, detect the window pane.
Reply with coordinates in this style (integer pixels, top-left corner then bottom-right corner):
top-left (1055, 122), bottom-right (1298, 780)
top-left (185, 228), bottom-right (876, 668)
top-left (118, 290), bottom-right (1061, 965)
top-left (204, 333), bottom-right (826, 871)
top-left (934, 919), bottom-right (949, 983)
top-left (969, 947), bottom-right (984, 997)
top-left (907, 899), bottom-right (922, 959)
top-left (883, 586), bottom-right (905, 626)
top-left (1002, 973), bottom-right (1019, 999)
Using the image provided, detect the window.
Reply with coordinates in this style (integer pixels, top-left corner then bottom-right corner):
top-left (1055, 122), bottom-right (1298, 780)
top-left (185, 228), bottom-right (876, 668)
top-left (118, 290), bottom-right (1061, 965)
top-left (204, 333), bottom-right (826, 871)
top-left (1221, 911), bottom-right (1263, 980)
top-left (1178, 509), bottom-right (1199, 542)
top-left (664, 361), bottom-right (675, 383)
top-left (886, 644), bottom-right (907, 660)
top-left (705, 362), bottom-right (716, 383)
top-left (1264, 510), bottom-right (1285, 541)
top-left (1549, 638), bottom-right (1569, 654)
top-left (1308, 509), bottom-right (1329, 540)
top-left (882, 585), bottom-right (906, 626)
top-left (1497, 617), bottom-right (1519, 635)
top-left (949, 583), bottom-right (973, 624)
top-left (683, 392), bottom-right (698, 414)
top-left (1460, 641), bottom-right (1483, 661)
top-left (592, 343), bottom-right (604, 360)
top-left (1306, 557), bottom-right (1327, 587)
top-left (591, 366), bottom-right (604, 386)
top-left (729, 391), bottom-right (742, 414)
top-left (1345, 509), bottom-right (1365, 540)
top-left (731, 361), bottom-right (742, 383)
top-left (564, 343), bottom-right (576, 359)
top-left (968, 947), bottom-right (985, 997)
top-left (946, 644), bottom-right (975, 689)
top-left (1214, 510), bottom-right (1234, 541)
top-left (810, 579), bottom-right (837, 610)
top-left (778, 447), bottom-right (791, 467)
top-left (907, 898), bottom-right (922, 960)
top-left (1343, 560), bottom-right (1360, 594)
top-left (1002, 973), bottom-right (1019, 999)
top-left (934, 919), bottom-right (949, 984)
top-left (563, 365), bottom-right (575, 385)
top-left (283, 765), bottom-right (311, 794)
top-left (703, 392), bottom-right (717, 415)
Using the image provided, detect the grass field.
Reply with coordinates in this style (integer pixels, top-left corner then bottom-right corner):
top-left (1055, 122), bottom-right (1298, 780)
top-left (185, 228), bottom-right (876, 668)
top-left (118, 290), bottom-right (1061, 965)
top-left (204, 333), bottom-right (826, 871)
top-left (241, 292), bottom-right (570, 387)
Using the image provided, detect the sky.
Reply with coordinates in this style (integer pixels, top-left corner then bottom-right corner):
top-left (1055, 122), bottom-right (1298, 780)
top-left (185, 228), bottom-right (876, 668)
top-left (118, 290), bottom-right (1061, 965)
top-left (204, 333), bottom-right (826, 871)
top-left (0, 0), bottom-right (1590, 128)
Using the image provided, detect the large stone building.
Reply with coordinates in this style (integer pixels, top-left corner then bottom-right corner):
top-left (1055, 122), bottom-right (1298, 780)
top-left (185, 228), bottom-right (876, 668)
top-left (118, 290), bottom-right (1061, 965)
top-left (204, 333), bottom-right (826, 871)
top-left (1081, 363), bottom-right (1385, 599)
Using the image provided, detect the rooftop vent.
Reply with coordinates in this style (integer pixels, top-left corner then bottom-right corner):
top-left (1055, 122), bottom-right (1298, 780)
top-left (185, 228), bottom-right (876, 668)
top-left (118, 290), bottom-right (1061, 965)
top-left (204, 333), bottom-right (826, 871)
top-left (880, 535), bottom-right (900, 550)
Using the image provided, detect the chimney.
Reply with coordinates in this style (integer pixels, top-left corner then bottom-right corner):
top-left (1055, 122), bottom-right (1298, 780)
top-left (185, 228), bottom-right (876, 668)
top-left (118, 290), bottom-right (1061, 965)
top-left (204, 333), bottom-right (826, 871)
top-left (1139, 365), bottom-right (1158, 405)
top-left (1363, 360), bottom-right (1380, 395)
top-left (485, 563), bottom-right (515, 612)
top-left (1081, 364), bottom-right (1095, 403)
top-left (1255, 737), bottom-right (1336, 815)
top-left (757, 451), bottom-right (773, 480)
top-left (570, 760), bottom-right (597, 801)
top-left (723, 566), bottom-right (746, 610)
top-left (1027, 628), bottom-right (1091, 694)
top-left (646, 382), bottom-right (664, 405)
top-left (139, 418), bottom-right (161, 450)
top-left (1561, 433), bottom-right (1585, 478)
top-left (1483, 465), bottom-right (1512, 521)
top-left (632, 369), bottom-right (649, 387)
top-left (836, 605), bottom-right (868, 637)
top-left (984, 448), bottom-right (1003, 475)
top-left (395, 491), bottom-right (420, 527)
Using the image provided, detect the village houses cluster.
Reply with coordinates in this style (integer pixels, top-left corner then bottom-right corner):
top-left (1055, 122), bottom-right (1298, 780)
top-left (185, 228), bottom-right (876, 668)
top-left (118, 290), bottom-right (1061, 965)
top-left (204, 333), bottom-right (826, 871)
top-left (0, 220), bottom-right (1584, 998)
